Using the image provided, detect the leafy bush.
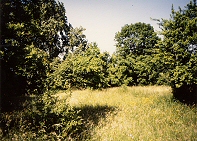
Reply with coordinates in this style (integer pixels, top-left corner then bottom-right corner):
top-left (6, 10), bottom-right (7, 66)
top-left (49, 43), bottom-right (110, 90)
top-left (0, 91), bottom-right (83, 140)
top-left (107, 54), bottom-right (169, 87)
top-left (1, 0), bottom-right (70, 103)
top-left (107, 55), bottom-right (134, 86)
top-left (158, 0), bottom-right (197, 104)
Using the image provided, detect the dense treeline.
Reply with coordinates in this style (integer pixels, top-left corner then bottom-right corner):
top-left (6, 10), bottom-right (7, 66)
top-left (50, 23), bottom-right (168, 89)
top-left (0, 0), bottom-right (197, 139)
top-left (49, 0), bottom-right (197, 104)
top-left (1, 0), bottom-right (197, 108)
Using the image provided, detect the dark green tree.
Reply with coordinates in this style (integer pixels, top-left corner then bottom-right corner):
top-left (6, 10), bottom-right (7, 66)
top-left (158, 0), bottom-right (197, 104)
top-left (1, 0), bottom-right (70, 110)
top-left (112, 23), bottom-right (162, 86)
top-left (115, 22), bottom-right (159, 58)
top-left (130, 54), bottom-right (169, 86)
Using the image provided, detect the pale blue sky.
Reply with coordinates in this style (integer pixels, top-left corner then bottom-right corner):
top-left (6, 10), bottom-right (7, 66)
top-left (61, 0), bottom-right (189, 54)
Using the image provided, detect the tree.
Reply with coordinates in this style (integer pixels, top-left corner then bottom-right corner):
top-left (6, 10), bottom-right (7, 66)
top-left (1, 0), bottom-right (70, 59)
top-left (112, 23), bottom-right (162, 86)
top-left (49, 43), bottom-right (110, 90)
top-left (115, 22), bottom-right (159, 58)
top-left (107, 54), bottom-right (134, 86)
top-left (60, 26), bottom-right (89, 60)
top-left (69, 26), bottom-right (88, 54)
top-left (158, 0), bottom-right (197, 104)
top-left (1, 0), bottom-right (70, 110)
top-left (130, 54), bottom-right (169, 86)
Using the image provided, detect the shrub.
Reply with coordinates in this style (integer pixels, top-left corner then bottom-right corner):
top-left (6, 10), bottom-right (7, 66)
top-left (48, 43), bottom-right (110, 90)
top-left (0, 91), bottom-right (83, 140)
top-left (158, 0), bottom-right (197, 104)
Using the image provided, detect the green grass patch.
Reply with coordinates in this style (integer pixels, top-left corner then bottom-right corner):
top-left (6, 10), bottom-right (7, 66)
top-left (64, 86), bottom-right (197, 140)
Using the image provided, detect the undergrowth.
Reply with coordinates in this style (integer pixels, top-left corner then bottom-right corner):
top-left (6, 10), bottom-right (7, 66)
top-left (0, 90), bottom-right (83, 140)
top-left (1, 86), bottom-right (196, 140)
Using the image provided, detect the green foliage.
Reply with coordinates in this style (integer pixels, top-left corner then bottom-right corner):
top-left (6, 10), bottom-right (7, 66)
top-left (0, 91), bottom-right (83, 140)
top-left (108, 53), bottom-right (169, 87)
top-left (1, 0), bottom-right (70, 100)
top-left (49, 43), bottom-right (110, 90)
top-left (108, 54), bottom-right (134, 86)
top-left (158, 0), bottom-right (197, 103)
top-left (67, 26), bottom-right (88, 55)
top-left (2, 0), bottom-right (69, 59)
top-left (112, 22), bottom-right (165, 87)
top-left (21, 44), bottom-right (50, 94)
top-left (115, 22), bottom-right (160, 57)
top-left (132, 54), bottom-right (169, 86)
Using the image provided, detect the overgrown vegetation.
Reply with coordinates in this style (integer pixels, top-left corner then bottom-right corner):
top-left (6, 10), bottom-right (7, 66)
top-left (2, 86), bottom-right (196, 140)
top-left (157, 0), bottom-right (197, 103)
top-left (48, 43), bottom-right (110, 90)
top-left (0, 91), bottom-right (83, 140)
top-left (1, 0), bottom-right (197, 139)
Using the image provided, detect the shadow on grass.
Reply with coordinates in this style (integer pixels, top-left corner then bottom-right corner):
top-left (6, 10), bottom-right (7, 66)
top-left (74, 105), bottom-right (116, 140)
top-left (78, 105), bottom-right (116, 125)
top-left (155, 94), bottom-right (197, 109)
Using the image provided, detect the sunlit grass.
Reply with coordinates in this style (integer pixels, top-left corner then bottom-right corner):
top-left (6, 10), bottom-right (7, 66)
top-left (2, 86), bottom-right (196, 140)
top-left (58, 85), bottom-right (197, 141)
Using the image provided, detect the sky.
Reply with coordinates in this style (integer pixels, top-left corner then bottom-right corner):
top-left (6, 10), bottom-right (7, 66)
top-left (61, 0), bottom-right (190, 54)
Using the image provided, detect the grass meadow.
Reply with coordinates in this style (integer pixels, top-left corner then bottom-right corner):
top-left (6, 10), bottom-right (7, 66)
top-left (58, 85), bottom-right (197, 141)
top-left (1, 86), bottom-right (197, 140)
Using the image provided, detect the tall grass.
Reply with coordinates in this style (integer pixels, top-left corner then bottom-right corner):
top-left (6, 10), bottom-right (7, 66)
top-left (65, 86), bottom-right (197, 140)
top-left (1, 86), bottom-right (196, 140)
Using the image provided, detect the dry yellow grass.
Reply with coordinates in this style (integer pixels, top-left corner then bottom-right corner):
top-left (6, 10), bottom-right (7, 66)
top-left (57, 86), bottom-right (197, 140)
